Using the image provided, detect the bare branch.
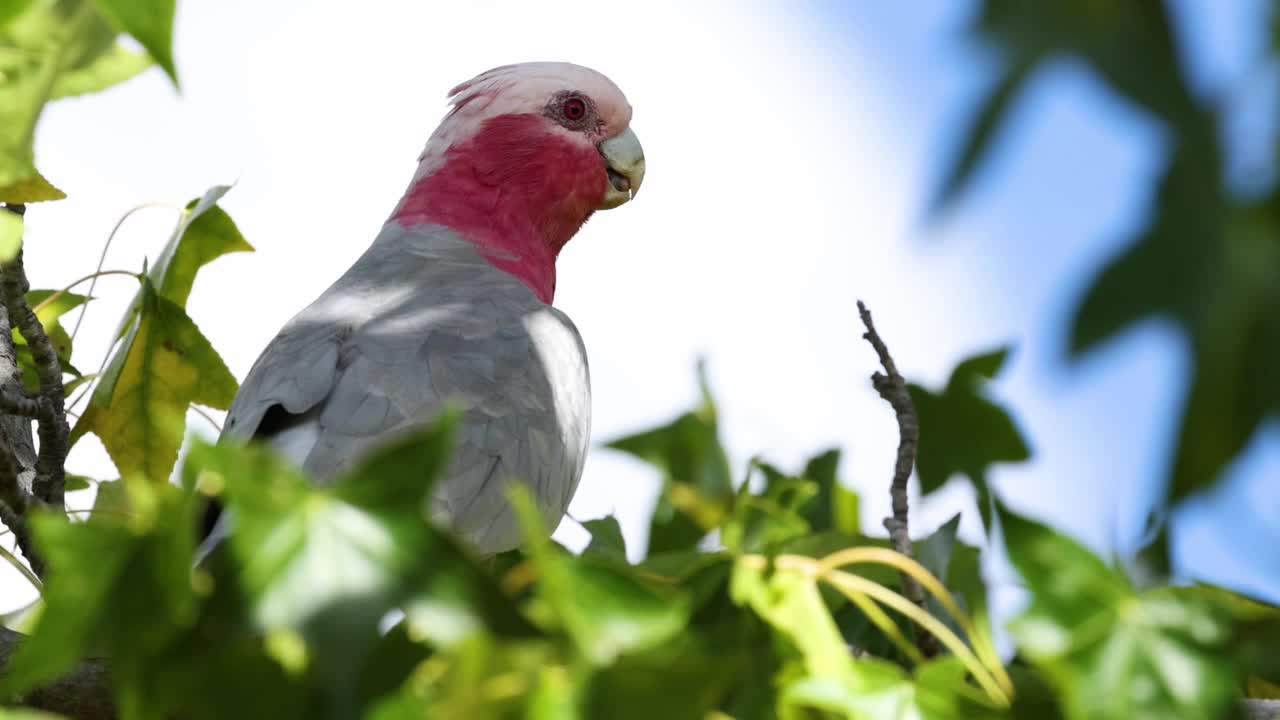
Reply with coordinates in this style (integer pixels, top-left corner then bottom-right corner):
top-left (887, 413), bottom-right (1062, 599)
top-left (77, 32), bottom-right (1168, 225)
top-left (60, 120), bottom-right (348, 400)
top-left (1, 203), bottom-right (70, 510)
top-left (857, 300), bottom-right (937, 658)
top-left (0, 627), bottom-right (114, 720)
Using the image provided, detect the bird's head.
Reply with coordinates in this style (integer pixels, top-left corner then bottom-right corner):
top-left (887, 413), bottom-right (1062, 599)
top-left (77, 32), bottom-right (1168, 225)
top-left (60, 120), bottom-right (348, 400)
top-left (392, 62), bottom-right (644, 302)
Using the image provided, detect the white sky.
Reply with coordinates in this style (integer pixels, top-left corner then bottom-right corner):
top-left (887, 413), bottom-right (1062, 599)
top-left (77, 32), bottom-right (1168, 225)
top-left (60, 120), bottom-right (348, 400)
top-left (5, 1), bottom-right (1273, 616)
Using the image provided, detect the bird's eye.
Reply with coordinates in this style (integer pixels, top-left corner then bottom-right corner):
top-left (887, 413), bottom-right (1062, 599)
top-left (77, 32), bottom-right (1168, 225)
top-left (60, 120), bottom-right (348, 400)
top-left (563, 97), bottom-right (587, 121)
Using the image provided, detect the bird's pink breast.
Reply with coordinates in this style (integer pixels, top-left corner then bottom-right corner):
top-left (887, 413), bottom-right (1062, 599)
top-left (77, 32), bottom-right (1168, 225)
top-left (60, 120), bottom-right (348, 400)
top-left (392, 114), bottom-right (608, 303)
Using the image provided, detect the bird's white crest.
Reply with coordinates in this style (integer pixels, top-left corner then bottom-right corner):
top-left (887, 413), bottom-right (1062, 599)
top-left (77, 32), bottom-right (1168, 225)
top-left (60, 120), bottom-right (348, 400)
top-left (409, 62), bottom-right (633, 184)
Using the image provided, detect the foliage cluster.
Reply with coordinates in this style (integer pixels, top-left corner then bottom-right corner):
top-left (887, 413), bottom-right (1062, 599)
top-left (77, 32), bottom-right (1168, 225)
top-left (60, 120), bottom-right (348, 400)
top-left (0, 1), bottom-right (1278, 719)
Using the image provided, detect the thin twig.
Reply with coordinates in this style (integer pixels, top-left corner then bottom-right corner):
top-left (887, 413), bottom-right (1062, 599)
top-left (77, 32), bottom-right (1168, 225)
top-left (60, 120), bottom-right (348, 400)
top-left (69, 201), bottom-right (176, 344)
top-left (30, 268), bottom-right (140, 316)
top-left (0, 536), bottom-right (41, 590)
top-left (190, 404), bottom-right (223, 433)
top-left (856, 300), bottom-right (937, 658)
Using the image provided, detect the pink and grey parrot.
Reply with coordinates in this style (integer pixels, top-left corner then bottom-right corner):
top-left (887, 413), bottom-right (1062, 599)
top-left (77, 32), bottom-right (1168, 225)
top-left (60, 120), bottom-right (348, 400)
top-left (207, 62), bottom-right (644, 553)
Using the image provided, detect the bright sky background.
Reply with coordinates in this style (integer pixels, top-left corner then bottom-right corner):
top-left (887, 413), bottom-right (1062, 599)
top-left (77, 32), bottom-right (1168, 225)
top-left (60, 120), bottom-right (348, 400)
top-left (2, 1), bottom-right (1277, 617)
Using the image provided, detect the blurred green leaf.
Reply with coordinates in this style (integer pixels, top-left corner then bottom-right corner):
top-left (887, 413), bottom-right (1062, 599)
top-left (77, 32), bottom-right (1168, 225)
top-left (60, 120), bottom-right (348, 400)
top-left (999, 501), bottom-right (1246, 720)
top-left (606, 366), bottom-right (733, 556)
top-left (931, 58), bottom-right (1032, 216)
top-left (70, 277), bottom-right (237, 483)
top-left (0, 0), bottom-right (151, 202)
top-left (583, 612), bottom-right (768, 720)
top-left (49, 38), bottom-right (150, 98)
top-left (1072, 146), bottom-right (1280, 501)
top-left (0, 710), bottom-right (70, 720)
top-left (909, 348), bottom-right (1029, 527)
top-left (798, 448), bottom-right (860, 535)
top-left (511, 486), bottom-right (690, 665)
top-left (0, 0), bottom-right (38, 27)
top-left (89, 0), bottom-right (175, 84)
top-left (0, 481), bottom-right (197, 703)
top-left (582, 515), bottom-right (627, 562)
top-left (956, 0), bottom-right (1272, 504)
top-left (722, 461), bottom-right (814, 553)
top-left (367, 636), bottom-right (565, 720)
top-left (181, 414), bottom-right (532, 716)
top-left (62, 473), bottom-right (92, 492)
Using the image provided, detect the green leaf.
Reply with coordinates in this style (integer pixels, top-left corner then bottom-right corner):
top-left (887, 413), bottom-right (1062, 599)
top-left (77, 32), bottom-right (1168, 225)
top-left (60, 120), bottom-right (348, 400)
top-left (1075, 155), bottom-right (1280, 500)
top-left (510, 486), bottom-right (690, 665)
top-left (367, 637), bottom-right (565, 720)
top-left (909, 347), bottom-right (1029, 528)
top-left (797, 447), bottom-right (859, 535)
top-left (88, 0), bottom-right (175, 85)
top-left (931, 58), bottom-right (1033, 217)
top-left (184, 416), bottom-right (535, 715)
top-left (0, 0), bottom-right (38, 27)
top-left (0, 0), bottom-right (144, 202)
top-left (582, 515), bottom-right (628, 562)
top-left (71, 278), bottom-right (237, 482)
top-left (146, 186), bottom-right (253, 310)
top-left (0, 481), bottom-right (197, 701)
top-left (50, 39), bottom-right (150, 98)
top-left (721, 460), bottom-right (814, 553)
top-left (12, 288), bottom-right (93, 383)
top-left (583, 613), bottom-right (767, 720)
top-left (605, 365), bottom-right (733, 555)
top-left (0, 710), bottom-right (71, 720)
top-left (999, 501), bottom-right (1246, 720)
top-left (62, 473), bottom-right (92, 492)
top-left (731, 556), bottom-right (993, 719)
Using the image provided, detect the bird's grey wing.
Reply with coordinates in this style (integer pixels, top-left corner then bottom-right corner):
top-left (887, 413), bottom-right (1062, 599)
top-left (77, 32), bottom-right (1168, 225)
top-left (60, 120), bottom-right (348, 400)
top-left (289, 298), bottom-right (590, 554)
top-left (221, 318), bottom-right (345, 445)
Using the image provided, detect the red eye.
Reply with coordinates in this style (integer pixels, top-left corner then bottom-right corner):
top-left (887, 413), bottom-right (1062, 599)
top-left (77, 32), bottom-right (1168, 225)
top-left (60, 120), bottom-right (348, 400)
top-left (563, 97), bottom-right (587, 121)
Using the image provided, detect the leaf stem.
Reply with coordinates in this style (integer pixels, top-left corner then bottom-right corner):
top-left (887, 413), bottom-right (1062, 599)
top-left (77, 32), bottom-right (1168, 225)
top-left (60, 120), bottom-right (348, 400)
top-left (0, 538), bottom-right (41, 591)
top-left (68, 202), bottom-right (178, 344)
top-left (30, 269), bottom-right (140, 316)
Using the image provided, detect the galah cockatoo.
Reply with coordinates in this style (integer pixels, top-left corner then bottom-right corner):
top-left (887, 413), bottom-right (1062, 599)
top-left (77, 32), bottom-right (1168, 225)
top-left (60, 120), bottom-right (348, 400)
top-left (210, 62), bottom-right (644, 553)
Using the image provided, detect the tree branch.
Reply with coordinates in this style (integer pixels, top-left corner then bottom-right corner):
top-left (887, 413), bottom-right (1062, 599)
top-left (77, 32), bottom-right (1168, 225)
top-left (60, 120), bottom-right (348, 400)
top-left (857, 300), bottom-right (937, 658)
top-left (0, 627), bottom-right (114, 720)
top-left (0, 203), bottom-right (69, 511)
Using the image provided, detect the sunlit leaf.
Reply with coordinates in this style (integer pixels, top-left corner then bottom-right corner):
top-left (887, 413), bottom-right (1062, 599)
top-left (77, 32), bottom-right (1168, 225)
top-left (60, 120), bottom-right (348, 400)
top-left (511, 486), bottom-right (689, 665)
top-left (147, 186), bottom-right (253, 309)
top-left (50, 39), bottom-right (150, 98)
top-left (0, 0), bottom-right (146, 202)
top-left (0, 482), bottom-right (197, 701)
top-left (721, 460), bottom-right (814, 553)
top-left (70, 278), bottom-right (237, 482)
top-left (88, 0), bottom-right (175, 85)
top-left (606, 366), bottom-right (733, 555)
top-left (999, 502), bottom-right (1246, 720)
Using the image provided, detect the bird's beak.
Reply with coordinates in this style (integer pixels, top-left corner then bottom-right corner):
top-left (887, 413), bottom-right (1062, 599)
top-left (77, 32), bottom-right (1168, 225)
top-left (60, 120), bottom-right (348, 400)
top-left (598, 127), bottom-right (645, 209)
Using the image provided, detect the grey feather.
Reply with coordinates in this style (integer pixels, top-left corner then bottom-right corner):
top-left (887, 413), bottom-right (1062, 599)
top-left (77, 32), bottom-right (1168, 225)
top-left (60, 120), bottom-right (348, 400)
top-left (222, 224), bottom-right (591, 553)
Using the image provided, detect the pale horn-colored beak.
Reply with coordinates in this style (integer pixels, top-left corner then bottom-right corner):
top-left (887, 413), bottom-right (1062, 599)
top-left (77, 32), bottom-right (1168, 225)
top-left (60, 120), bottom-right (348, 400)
top-left (598, 127), bottom-right (645, 209)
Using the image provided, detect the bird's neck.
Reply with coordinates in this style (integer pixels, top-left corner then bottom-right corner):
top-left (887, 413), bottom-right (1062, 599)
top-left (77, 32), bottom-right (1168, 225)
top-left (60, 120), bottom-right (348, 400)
top-left (391, 114), bottom-right (606, 304)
